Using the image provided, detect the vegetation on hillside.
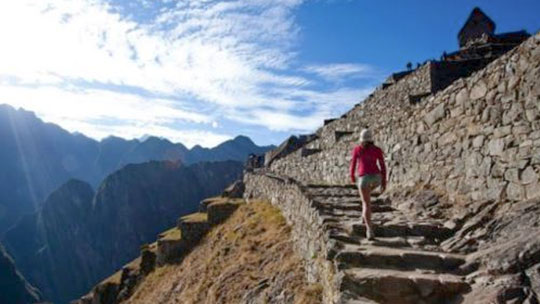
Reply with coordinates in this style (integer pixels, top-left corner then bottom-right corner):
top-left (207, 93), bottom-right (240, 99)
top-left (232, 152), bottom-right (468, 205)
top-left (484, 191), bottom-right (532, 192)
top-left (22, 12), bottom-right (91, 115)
top-left (122, 201), bottom-right (322, 304)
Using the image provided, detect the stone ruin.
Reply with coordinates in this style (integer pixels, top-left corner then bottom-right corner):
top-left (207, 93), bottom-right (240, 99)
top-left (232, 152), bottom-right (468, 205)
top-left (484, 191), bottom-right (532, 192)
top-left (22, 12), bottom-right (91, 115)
top-left (244, 9), bottom-right (540, 304)
top-left (256, 8), bottom-right (531, 169)
top-left (73, 188), bottom-right (245, 304)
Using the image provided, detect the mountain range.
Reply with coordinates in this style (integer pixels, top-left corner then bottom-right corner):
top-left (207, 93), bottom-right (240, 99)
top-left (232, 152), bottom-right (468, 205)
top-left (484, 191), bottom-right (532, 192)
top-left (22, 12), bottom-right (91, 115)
top-left (0, 103), bottom-right (273, 233)
top-left (2, 160), bottom-right (243, 303)
top-left (0, 103), bottom-right (273, 303)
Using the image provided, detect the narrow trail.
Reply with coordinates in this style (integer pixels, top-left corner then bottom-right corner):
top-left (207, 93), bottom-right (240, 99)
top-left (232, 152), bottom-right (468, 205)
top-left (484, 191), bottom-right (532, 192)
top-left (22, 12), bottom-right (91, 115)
top-left (301, 184), bottom-right (473, 304)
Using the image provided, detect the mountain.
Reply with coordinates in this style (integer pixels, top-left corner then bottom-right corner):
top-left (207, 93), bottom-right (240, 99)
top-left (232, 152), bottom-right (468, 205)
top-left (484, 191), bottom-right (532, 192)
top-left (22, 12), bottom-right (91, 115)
top-left (0, 244), bottom-right (42, 304)
top-left (0, 105), bottom-right (99, 232)
top-left (2, 160), bottom-right (243, 303)
top-left (0, 104), bottom-right (273, 233)
top-left (2, 179), bottom-right (99, 303)
top-left (184, 135), bottom-right (274, 164)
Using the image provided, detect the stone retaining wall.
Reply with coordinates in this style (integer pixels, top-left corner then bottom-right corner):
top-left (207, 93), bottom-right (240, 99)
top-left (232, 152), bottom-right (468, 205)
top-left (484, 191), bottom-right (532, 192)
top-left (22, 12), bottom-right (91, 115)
top-left (74, 197), bottom-right (242, 304)
top-left (243, 172), bottom-right (338, 303)
top-left (271, 33), bottom-right (540, 203)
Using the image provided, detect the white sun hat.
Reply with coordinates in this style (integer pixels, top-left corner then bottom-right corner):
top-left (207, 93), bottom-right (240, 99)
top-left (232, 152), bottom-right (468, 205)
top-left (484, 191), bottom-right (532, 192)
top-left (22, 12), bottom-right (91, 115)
top-left (360, 128), bottom-right (373, 142)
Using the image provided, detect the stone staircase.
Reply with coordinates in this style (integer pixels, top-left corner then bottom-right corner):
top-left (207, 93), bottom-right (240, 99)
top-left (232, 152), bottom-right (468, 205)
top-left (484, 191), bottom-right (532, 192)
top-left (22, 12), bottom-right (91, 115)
top-left (302, 184), bottom-right (472, 304)
top-left (244, 172), bottom-right (478, 303)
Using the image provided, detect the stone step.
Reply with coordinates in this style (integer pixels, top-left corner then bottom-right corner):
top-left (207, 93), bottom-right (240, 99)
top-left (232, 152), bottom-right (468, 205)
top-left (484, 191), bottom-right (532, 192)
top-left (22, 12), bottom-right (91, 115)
top-left (314, 201), bottom-right (395, 213)
top-left (308, 192), bottom-right (359, 198)
top-left (306, 184), bottom-right (357, 189)
top-left (335, 244), bottom-right (466, 272)
top-left (318, 213), bottom-right (405, 227)
top-left (303, 186), bottom-right (359, 197)
top-left (328, 231), bottom-right (436, 249)
top-left (352, 223), bottom-right (453, 240)
top-left (337, 268), bottom-right (470, 304)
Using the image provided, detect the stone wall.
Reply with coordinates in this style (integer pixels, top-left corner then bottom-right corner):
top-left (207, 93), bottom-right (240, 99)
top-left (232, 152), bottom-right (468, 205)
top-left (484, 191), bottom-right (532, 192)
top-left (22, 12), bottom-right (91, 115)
top-left (270, 33), bottom-right (540, 203)
top-left (243, 172), bottom-right (337, 303)
top-left (430, 58), bottom-right (494, 93)
top-left (73, 197), bottom-right (243, 304)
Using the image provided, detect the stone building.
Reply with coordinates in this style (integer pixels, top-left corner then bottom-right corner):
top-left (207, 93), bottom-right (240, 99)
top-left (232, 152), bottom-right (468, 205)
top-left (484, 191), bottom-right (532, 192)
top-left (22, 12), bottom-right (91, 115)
top-left (458, 7), bottom-right (496, 48)
top-left (449, 7), bottom-right (530, 61)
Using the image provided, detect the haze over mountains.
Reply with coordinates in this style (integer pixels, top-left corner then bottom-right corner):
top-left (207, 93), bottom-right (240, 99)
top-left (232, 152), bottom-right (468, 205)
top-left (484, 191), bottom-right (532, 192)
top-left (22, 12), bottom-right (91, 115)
top-left (0, 103), bottom-right (273, 303)
top-left (0, 104), bottom-right (273, 233)
top-left (3, 160), bottom-right (243, 303)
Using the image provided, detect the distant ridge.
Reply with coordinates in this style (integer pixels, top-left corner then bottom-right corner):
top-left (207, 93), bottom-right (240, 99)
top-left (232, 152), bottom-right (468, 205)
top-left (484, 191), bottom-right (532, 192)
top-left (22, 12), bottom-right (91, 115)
top-left (0, 103), bottom-right (273, 232)
top-left (2, 159), bottom-right (243, 303)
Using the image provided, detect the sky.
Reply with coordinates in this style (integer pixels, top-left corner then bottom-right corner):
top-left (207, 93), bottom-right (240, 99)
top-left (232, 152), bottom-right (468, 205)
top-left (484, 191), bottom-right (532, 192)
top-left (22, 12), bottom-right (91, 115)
top-left (0, 0), bottom-right (539, 148)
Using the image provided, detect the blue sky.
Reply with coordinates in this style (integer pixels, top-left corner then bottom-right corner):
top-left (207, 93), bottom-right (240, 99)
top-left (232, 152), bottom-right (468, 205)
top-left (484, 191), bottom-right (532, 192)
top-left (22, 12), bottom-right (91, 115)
top-left (0, 0), bottom-right (539, 148)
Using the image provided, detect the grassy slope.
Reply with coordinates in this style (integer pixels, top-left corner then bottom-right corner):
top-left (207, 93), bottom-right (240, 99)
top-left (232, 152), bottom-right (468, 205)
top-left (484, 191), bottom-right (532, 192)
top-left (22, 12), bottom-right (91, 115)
top-left (122, 201), bottom-right (322, 304)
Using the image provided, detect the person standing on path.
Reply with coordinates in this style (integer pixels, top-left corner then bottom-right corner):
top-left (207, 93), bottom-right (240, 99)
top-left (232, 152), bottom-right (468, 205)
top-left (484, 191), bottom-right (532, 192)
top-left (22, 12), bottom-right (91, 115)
top-left (350, 129), bottom-right (387, 240)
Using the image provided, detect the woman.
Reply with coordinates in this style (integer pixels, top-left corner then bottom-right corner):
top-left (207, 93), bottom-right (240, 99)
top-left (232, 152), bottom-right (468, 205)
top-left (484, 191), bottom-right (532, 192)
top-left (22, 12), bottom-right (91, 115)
top-left (349, 129), bottom-right (387, 240)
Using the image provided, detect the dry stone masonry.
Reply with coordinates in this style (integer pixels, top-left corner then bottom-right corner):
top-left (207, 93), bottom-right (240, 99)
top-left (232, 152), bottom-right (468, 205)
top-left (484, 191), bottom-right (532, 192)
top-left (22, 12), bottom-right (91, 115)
top-left (270, 32), bottom-right (540, 204)
top-left (245, 29), bottom-right (540, 304)
top-left (73, 194), bottom-right (243, 304)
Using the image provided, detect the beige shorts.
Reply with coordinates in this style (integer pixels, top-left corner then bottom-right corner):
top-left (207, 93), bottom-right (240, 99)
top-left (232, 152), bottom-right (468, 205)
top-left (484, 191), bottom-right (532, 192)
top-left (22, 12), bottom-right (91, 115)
top-left (357, 174), bottom-right (382, 190)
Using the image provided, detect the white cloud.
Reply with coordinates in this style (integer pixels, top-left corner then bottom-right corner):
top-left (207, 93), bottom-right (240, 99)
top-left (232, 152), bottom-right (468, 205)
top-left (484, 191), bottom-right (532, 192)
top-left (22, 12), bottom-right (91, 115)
top-left (227, 86), bottom-right (372, 132)
top-left (0, 83), bottom-right (230, 147)
top-left (0, 0), bottom-right (377, 146)
top-left (303, 63), bottom-right (379, 80)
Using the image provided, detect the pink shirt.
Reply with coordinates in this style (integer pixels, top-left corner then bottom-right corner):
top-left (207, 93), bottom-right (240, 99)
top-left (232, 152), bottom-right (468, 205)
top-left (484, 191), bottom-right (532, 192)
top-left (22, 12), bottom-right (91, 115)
top-left (350, 144), bottom-right (387, 185)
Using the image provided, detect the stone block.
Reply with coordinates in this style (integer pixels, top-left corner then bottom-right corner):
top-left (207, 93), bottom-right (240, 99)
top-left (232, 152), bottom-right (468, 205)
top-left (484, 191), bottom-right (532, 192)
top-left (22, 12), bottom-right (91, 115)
top-left (502, 102), bottom-right (524, 125)
top-left (456, 88), bottom-right (469, 106)
top-left (521, 166), bottom-right (538, 185)
top-left (486, 178), bottom-right (506, 201)
top-left (222, 180), bottom-right (245, 198)
top-left (470, 80), bottom-right (488, 100)
top-left (525, 182), bottom-right (540, 200)
top-left (506, 182), bottom-right (525, 201)
top-left (207, 200), bottom-right (241, 226)
top-left (488, 138), bottom-right (505, 156)
top-left (156, 238), bottom-right (187, 265)
top-left (526, 107), bottom-right (539, 122)
top-left (508, 75), bottom-right (520, 90)
top-left (92, 282), bottom-right (119, 304)
top-left (466, 152), bottom-right (483, 177)
top-left (513, 123), bottom-right (532, 135)
top-left (472, 135), bottom-right (485, 148)
top-left (494, 126), bottom-right (512, 138)
top-left (504, 168), bottom-right (520, 183)
top-left (497, 81), bottom-right (507, 94)
top-left (424, 104), bottom-right (446, 125)
top-left (140, 248), bottom-right (156, 275)
top-left (177, 213), bottom-right (210, 244)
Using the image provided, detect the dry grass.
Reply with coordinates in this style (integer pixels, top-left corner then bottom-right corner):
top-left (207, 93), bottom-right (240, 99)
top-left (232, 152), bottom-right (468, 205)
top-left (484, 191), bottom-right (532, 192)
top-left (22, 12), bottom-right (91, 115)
top-left (159, 227), bottom-right (182, 241)
top-left (100, 240), bottom-right (158, 286)
top-left (180, 212), bottom-right (208, 223)
top-left (122, 201), bottom-right (322, 304)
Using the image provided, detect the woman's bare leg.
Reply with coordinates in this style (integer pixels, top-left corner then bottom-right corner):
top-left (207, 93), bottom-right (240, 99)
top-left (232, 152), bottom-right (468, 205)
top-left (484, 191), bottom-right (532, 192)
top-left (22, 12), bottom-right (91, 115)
top-left (360, 186), bottom-right (374, 239)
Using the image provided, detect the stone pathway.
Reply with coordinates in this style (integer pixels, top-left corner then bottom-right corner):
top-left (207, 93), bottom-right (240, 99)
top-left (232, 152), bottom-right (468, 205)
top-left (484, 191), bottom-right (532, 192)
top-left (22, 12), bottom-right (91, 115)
top-left (302, 184), bottom-right (473, 304)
